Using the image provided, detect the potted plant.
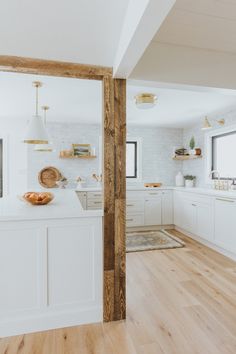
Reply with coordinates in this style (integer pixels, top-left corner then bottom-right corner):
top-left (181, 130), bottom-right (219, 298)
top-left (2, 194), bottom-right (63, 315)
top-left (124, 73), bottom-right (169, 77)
top-left (184, 175), bottom-right (196, 188)
top-left (189, 136), bottom-right (196, 155)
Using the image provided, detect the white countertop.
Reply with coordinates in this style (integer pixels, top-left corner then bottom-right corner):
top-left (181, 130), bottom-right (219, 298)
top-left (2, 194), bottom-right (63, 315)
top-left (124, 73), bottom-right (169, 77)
top-left (0, 190), bottom-right (103, 222)
top-left (76, 185), bottom-right (236, 199)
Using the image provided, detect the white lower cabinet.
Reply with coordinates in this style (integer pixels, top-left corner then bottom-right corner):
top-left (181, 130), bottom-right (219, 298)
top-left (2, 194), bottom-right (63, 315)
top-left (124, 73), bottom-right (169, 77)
top-left (215, 197), bottom-right (236, 252)
top-left (162, 191), bottom-right (173, 225)
top-left (144, 196), bottom-right (162, 225)
top-left (174, 191), bottom-right (214, 242)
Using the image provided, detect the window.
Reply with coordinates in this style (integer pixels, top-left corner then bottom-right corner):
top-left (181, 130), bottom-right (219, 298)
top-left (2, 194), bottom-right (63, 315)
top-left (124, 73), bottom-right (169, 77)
top-left (212, 130), bottom-right (236, 179)
top-left (126, 141), bottom-right (137, 178)
top-left (0, 139), bottom-right (2, 197)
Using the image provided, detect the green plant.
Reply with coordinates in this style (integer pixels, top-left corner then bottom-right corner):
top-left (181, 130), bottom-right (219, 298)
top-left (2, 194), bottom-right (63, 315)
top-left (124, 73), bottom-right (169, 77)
top-left (184, 175), bottom-right (196, 180)
top-left (189, 136), bottom-right (195, 150)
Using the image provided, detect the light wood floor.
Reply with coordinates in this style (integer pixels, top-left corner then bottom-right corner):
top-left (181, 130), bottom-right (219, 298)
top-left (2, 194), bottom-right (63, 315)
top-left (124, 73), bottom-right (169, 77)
top-left (1, 230), bottom-right (236, 354)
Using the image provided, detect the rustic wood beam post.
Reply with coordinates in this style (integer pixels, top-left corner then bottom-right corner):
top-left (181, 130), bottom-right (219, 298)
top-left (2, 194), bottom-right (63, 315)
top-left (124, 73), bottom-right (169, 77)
top-left (103, 77), bottom-right (126, 321)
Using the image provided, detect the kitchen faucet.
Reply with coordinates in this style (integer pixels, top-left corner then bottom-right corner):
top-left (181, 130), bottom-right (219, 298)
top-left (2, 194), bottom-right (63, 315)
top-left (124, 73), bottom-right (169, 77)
top-left (209, 170), bottom-right (221, 189)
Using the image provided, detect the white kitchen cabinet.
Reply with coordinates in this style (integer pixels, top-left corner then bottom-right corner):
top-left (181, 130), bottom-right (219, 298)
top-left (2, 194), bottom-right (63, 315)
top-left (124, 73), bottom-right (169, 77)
top-left (196, 200), bottom-right (214, 241)
top-left (144, 195), bottom-right (162, 226)
top-left (215, 197), bottom-right (236, 252)
top-left (174, 191), bottom-right (184, 227)
top-left (162, 191), bottom-right (173, 225)
top-left (182, 198), bottom-right (197, 233)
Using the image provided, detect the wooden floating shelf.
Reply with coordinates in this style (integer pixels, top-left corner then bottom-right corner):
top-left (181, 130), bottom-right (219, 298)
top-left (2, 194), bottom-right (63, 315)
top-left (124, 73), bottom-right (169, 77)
top-left (59, 155), bottom-right (97, 159)
top-left (173, 155), bottom-right (202, 161)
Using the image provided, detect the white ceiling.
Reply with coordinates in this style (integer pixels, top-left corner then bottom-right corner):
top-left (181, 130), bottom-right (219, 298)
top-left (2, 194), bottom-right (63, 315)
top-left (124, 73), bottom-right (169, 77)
top-left (1, 72), bottom-right (236, 128)
top-left (153, 0), bottom-right (236, 54)
top-left (0, 0), bottom-right (128, 67)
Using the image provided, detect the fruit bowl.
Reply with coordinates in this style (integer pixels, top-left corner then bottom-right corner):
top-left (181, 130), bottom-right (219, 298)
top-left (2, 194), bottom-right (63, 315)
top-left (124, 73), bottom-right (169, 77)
top-left (22, 192), bottom-right (54, 205)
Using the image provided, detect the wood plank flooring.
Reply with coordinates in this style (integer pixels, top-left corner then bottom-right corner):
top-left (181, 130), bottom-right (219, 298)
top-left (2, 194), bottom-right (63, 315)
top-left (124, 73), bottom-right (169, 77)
top-left (1, 230), bottom-right (236, 354)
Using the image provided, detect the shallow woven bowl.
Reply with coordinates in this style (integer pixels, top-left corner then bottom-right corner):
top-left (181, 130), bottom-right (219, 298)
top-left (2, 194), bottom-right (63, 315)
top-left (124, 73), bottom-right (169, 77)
top-left (23, 192), bottom-right (54, 205)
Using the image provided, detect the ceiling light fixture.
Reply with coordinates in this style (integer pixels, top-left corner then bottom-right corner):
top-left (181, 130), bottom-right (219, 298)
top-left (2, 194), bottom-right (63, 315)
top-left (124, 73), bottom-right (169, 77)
top-left (202, 116), bottom-right (212, 130)
top-left (24, 81), bottom-right (49, 144)
top-left (34, 106), bottom-right (54, 152)
top-left (135, 93), bottom-right (157, 109)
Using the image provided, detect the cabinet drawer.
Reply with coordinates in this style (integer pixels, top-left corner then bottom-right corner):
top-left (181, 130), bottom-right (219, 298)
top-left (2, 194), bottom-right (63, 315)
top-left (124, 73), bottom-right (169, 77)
top-left (87, 192), bottom-right (102, 200)
top-left (126, 214), bottom-right (144, 227)
top-left (144, 191), bottom-right (162, 198)
top-left (126, 199), bottom-right (144, 213)
top-left (87, 200), bottom-right (103, 209)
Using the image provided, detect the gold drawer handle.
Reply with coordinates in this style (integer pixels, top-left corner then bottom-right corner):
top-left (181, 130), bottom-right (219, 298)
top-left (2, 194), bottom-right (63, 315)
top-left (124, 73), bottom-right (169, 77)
top-left (126, 204), bottom-right (134, 207)
top-left (126, 218), bottom-right (133, 222)
top-left (94, 201), bottom-right (102, 204)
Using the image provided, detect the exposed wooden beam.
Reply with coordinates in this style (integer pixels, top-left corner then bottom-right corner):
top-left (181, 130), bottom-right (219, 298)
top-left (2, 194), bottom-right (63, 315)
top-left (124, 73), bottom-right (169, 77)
top-left (113, 0), bottom-right (176, 78)
top-left (0, 55), bottom-right (112, 80)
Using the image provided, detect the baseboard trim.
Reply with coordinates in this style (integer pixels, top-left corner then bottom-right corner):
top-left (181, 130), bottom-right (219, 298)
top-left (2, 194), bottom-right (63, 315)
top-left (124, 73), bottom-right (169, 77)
top-left (0, 306), bottom-right (102, 338)
top-left (175, 226), bottom-right (236, 261)
top-left (127, 224), bottom-right (174, 232)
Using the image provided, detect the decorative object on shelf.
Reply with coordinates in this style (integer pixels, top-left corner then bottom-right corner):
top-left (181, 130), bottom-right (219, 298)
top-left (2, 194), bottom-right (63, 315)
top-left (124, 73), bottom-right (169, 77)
top-left (195, 147), bottom-right (201, 156)
top-left (34, 106), bottom-right (54, 152)
top-left (24, 81), bottom-right (49, 144)
top-left (202, 116), bottom-right (225, 130)
top-left (174, 147), bottom-right (188, 156)
top-left (59, 150), bottom-right (74, 158)
top-left (38, 166), bottom-right (62, 188)
top-left (189, 136), bottom-right (196, 155)
top-left (175, 172), bottom-right (184, 187)
top-left (73, 144), bottom-right (91, 157)
top-left (134, 93), bottom-right (157, 109)
top-left (22, 192), bottom-right (54, 205)
top-left (184, 175), bottom-right (196, 188)
top-left (144, 183), bottom-right (162, 188)
top-left (56, 177), bottom-right (68, 189)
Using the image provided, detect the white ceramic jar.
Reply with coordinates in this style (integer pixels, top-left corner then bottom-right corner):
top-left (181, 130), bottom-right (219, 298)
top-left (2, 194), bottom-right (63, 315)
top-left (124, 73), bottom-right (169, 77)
top-left (175, 172), bottom-right (184, 187)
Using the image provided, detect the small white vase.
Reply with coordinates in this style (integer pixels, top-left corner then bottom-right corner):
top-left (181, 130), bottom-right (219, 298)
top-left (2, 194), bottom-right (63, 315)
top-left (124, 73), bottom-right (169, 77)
top-left (175, 172), bottom-right (184, 187)
top-left (185, 180), bottom-right (194, 188)
top-left (189, 149), bottom-right (196, 155)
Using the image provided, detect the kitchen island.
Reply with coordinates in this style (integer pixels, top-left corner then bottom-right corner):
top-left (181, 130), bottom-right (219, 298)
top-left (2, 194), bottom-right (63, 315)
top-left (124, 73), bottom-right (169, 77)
top-left (0, 190), bottom-right (103, 337)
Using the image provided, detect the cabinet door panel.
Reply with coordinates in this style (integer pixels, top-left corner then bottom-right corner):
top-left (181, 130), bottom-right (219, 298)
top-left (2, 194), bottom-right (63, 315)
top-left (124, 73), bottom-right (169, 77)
top-left (215, 198), bottom-right (236, 252)
top-left (0, 228), bottom-right (43, 314)
top-left (182, 199), bottom-right (197, 233)
top-left (162, 191), bottom-right (173, 225)
top-left (196, 203), bottom-right (214, 241)
top-left (144, 197), bottom-right (162, 225)
top-left (48, 224), bottom-right (101, 307)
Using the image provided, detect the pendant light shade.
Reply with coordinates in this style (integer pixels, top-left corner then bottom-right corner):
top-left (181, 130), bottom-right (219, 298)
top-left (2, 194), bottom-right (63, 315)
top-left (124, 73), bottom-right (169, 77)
top-left (135, 93), bottom-right (157, 109)
top-left (24, 82), bottom-right (49, 144)
top-left (202, 116), bottom-right (212, 130)
top-left (34, 106), bottom-right (54, 152)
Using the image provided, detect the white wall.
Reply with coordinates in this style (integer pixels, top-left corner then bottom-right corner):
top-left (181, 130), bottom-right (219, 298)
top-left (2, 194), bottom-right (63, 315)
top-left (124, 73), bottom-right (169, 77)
top-left (127, 125), bottom-right (183, 185)
top-left (183, 107), bottom-right (236, 187)
top-left (0, 117), bottom-right (28, 196)
top-left (27, 123), bottom-right (102, 189)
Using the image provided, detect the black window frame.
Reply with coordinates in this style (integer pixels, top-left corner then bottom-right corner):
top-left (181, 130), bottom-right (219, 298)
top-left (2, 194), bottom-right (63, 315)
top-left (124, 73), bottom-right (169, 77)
top-left (211, 130), bottom-right (236, 180)
top-left (126, 141), bottom-right (138, 179)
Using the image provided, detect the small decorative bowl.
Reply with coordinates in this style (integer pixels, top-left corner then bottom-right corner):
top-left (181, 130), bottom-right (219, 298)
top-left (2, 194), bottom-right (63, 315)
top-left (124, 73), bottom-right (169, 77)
top-left (22, 192), bottom-right (54, 205)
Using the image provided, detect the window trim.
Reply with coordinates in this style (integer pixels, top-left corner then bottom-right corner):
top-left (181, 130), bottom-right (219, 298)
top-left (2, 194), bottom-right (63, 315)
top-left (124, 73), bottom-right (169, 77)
top-left (126, 137), bottom-right (142, 182)
top-left (126, 141), bottom-right (137, 178)
top-left (205, 124), bottom-right (236, 184)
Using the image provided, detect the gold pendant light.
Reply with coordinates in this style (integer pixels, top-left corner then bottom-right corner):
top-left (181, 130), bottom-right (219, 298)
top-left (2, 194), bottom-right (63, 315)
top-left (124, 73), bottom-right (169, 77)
top-left (34, 106), bottom-right (54, 152)
top-left (24, 82), bottom-right (49, 144)
top-left (202, 116), bottom-right (212, 130)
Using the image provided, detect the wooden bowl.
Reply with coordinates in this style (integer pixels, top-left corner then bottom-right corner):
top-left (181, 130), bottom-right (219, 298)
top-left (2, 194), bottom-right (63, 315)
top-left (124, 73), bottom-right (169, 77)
top-left (23, 192), bottom-right (54, 205)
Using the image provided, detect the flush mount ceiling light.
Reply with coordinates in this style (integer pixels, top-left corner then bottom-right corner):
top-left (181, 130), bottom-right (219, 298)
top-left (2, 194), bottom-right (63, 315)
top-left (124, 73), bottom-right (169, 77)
top-left (24, 81), bottom-right (49, 144)
top-left (135, 93), bottom-right (157, 109)
top-left (202, 116), bottom-right (212, 130)
top-left (34, 106), bottom-right (54, 152)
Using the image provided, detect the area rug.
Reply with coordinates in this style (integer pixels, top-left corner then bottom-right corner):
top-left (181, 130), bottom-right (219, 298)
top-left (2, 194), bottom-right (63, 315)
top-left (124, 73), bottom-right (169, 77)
top-left (126, 229), bottom-right (185, 253)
